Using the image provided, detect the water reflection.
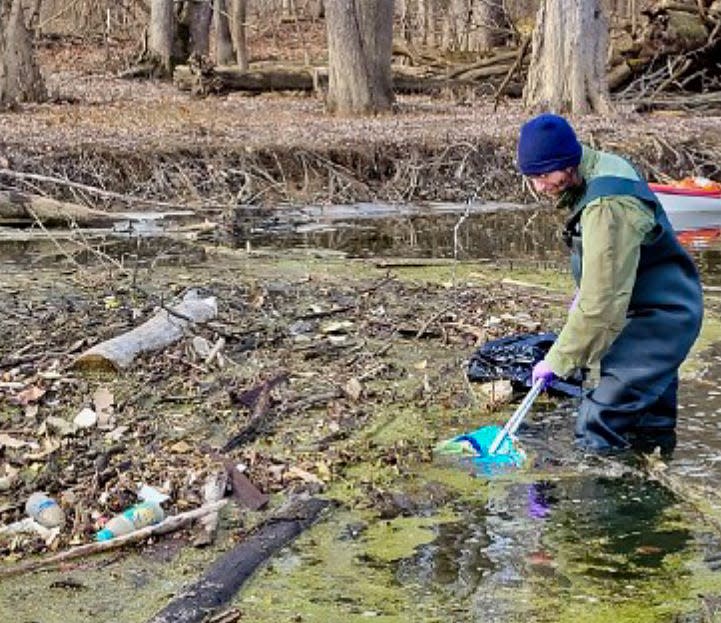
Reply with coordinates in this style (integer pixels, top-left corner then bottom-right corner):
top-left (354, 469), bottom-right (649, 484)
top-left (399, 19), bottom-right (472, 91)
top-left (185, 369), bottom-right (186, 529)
top-left (235, 204), bottom-right (721, 286)
top-left (397, 475), bottom-right (692, 622)
top-left (235, 206), bottom-right (566, 263)
top-left (692, 245), bottom-right (721, 286)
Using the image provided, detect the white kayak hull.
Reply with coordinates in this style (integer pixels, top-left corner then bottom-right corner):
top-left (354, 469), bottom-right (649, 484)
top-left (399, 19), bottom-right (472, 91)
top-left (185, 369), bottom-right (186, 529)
top-left (650, 186), bottom-right (721, 232)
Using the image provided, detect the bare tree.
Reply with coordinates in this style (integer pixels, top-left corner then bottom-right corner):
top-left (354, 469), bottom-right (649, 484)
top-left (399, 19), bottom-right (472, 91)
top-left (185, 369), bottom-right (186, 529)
top-left (282, 0), bottom-right (296, 18)
top-left (214, 0), bottom-right (235, 64)
top-left (524, 0), bottom-right (611, 114)
top-left (149, 0), bottom-right (176, 74)
top-left (470, 0), bottom-right (508, 51)
top-left (326, 0), bottom-right (394, 115)
top-left (175, 1), bottom-right (212, 61)
top-left (444, 0), bottom-right (468, 50)
top-left (310, 0), bottom-right (324, 18)
top-left (417, 0), bottom-right (438, 46)
top-left (186, 0), bottom-right (213, 57)
top-left (230, 0), bottom-right (248, 70)
top-left (0, 0), bottom-right (46, 107)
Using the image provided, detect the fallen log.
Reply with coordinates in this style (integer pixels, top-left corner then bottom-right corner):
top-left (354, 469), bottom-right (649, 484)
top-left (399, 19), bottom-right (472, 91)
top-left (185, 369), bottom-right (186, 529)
top-left (173, 64), bottom-right (318, 94)
top-left (174, 64), bottom-right (518, 96)
top-left (634, 90), bottom-right (721, 110)
top-left (449, 62), bottom-right (517, 82)
top-left (391, 73), bottom-right (507, 93)
top-left (654, 0), bottom-right (704, 15)
top-left (608, 61), bottom-right (634, 90)
top-left (446, 48), bottom-right (521, 79)
top-left (148, 496), bottom-right (332, 623)
top-left (0, 190), bottom-right (124, 227)
top-left (74, 290), bottom-right (218, 372)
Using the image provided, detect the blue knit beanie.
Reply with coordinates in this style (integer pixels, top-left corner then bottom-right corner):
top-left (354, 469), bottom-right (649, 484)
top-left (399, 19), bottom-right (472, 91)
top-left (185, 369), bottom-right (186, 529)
top-left (517, 113), bottom-right (582, 176)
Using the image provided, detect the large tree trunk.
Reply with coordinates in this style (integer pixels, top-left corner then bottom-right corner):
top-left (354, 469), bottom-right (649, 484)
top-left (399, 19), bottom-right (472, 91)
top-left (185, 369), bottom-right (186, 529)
top-left (326, 0), bottom-right (395, 115)
top-left (213, 0), bottom-right (235, 64)
top-left (523, 0), bottom-right (611, 114)
top-left (418, 0), bottom-right (437, 46)
top-left (149, 0), bottom-right (176, 75)
top-left (398, 0), bottom-right (411, 42)
top-left (310, 0), bottom-right (324, 19)
top-left (173, 62), bottom-right (515, 95)
top-left (0, 0), bottom-right (46, 107)
top-left (230, 0), bottom-right (248, 70)
top-left (282, 0), bottom-right (296, 19)
top-left (187, 0), bottom-right (213, 57)
top-left (443, 0), bottom-right (469, 51)
top-left (470, 0), bottom-right (508, 52)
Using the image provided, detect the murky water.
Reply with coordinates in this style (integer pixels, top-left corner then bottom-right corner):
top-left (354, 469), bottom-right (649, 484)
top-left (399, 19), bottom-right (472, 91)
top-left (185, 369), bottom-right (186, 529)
top-left (234, 203), bottom-right (566, 263)
top-left (225, 382), bottom-right (721, 622)
top-left (396, 477), bottom-right (697, 622)
top-left (229, 202), bottom-right (721, 621)
top-left (5, 201), bottom-right (721, 286)
top-left (236, 466), bottom-right (721, 622)
top-left (234, 202), bottom-right (721, 287)
top-left (230, 387), bottom-right (721, 622)
top-left (4, 202), bottom-right (721, 621)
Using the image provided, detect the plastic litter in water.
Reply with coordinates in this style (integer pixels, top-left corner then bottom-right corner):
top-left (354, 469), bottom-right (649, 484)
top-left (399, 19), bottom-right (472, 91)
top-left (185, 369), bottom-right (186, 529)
top-left (435, 424), bottom-right (526, 476)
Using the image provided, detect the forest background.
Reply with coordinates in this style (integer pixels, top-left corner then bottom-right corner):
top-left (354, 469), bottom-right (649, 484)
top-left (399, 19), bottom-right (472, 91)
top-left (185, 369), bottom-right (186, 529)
top-left (0, 0), bottom-right (720, 214)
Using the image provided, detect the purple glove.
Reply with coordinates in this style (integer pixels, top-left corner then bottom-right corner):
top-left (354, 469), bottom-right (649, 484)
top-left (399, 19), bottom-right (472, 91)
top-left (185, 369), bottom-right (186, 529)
top-left (569, 290), bottom-right (580, 312)
top-left (532, 360), bottom-right (555, 388)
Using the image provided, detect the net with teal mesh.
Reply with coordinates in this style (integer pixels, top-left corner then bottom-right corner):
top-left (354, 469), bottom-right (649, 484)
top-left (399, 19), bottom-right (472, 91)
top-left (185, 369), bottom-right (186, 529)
top-left (435, 424), bottom-right (526, 476)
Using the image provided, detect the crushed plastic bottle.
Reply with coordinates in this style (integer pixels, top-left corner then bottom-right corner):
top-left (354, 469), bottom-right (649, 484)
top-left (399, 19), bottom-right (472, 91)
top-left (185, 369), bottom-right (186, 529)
top-left (25, 492), bottom-right (65, 529)
top-left (95, 501), bottom-right (165, 541)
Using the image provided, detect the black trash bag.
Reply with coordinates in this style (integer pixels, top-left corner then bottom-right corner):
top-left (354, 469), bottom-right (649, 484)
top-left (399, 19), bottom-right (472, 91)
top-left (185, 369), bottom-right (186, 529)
top-left (466, 332), bottom-right (584, 397)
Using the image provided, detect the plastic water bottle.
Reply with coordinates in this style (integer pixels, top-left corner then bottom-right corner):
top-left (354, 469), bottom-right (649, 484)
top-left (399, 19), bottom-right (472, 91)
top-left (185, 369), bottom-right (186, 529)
top-left (96, 501), bottom-right (165, 541)
top-left (25, 492), bottom-right (66, 528)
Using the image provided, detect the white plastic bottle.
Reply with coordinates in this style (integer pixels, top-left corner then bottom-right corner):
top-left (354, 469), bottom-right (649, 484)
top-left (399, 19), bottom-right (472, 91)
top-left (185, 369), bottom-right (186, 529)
top-left (96, 501), bottom-right (165, 541)
top-left (25, 492), bottom-right (66, 528)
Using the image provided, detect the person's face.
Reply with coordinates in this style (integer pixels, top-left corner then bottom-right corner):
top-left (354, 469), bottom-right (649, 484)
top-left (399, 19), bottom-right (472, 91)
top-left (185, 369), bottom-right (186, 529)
top-left (527, 168), bottom-right (580, 197)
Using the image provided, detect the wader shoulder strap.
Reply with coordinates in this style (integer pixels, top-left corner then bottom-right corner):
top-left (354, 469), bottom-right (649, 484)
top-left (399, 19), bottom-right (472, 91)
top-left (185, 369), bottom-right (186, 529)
top-left (578, 175), bottom-right (659, 210)
top-left (563, 175), bottom-right (660, 247)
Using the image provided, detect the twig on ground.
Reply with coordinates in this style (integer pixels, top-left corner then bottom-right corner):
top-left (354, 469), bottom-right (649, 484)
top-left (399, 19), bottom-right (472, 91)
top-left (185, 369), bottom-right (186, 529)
top-left (416, 306), bottom-right (452, 340)
top-left (0, 500), bottom-right (228, 578)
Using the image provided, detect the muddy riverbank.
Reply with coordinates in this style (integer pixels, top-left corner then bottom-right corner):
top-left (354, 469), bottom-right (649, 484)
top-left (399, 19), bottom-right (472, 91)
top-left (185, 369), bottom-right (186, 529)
top-left (1, 65), bottom-right (721, 211)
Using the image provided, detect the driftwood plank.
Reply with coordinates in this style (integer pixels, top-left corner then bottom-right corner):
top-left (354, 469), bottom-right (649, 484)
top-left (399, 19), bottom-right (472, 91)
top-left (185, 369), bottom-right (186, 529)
top-left (74, 290), bottom-right (218, 372)
top-left (148, 497), bottom-right (331, 623)
top-left (225, 462), bottom-right (270, 511)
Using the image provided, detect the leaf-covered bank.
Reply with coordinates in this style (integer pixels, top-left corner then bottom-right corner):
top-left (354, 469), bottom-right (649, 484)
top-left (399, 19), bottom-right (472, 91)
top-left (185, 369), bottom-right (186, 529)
top-left (1, 75), bottom-right (721, 210)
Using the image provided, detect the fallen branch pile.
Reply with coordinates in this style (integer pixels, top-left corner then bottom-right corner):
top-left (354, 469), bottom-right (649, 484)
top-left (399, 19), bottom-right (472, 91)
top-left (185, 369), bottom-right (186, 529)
top-left (612, 0), bottom-right (721, 107)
